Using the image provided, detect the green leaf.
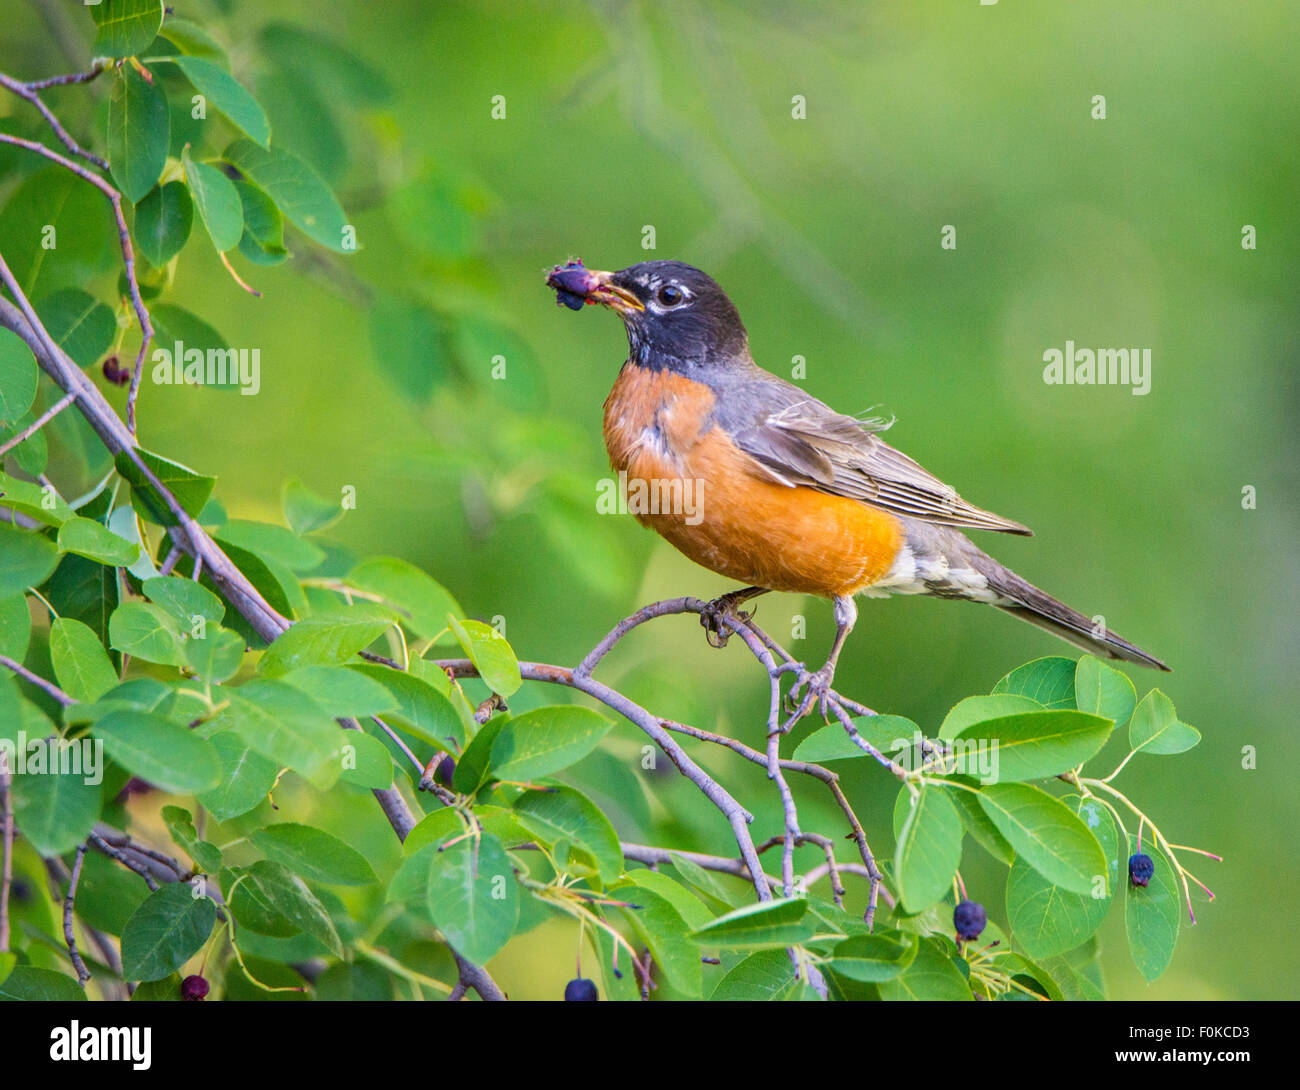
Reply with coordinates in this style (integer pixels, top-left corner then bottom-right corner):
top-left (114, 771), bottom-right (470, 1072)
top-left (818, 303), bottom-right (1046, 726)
top-left (142, 575), bottom-right (225, 627)
top-left (162, 805), bottom-right (222, 872)
top-left (218, 679), bottom-right (341, 781)
top-left (196, 732), bottom-right (277, 821)
top-left (1074, 655), bottom-right (1137, 729)
top-left (108, 64), bottom-right (169, 203)
top-left (92, 0), bottom-right (164, 59)
top-left (109, 600), bottom-right (184, 665)
top-left (710, 949), bottom-right (804, 1001)
top-left (235, 179), bottom-right (288, 265)
top-left (120, 882), bottom-right (216, 981)
top-left (992, 656), bottom-right (1078, 708)
top-left (791, 714), bottom-right (916, 762)
top-left (347, 556), bottom-right (463, 642)
top-left (0, 966), bottom-right (87, 1001)
top-left (113, 446), bottom-right (215, 526)
top-left (281, 478), bottom-right (340, 535)
top-left (512, 786), bottom-right (623, 883)
top-left (424, 832), bottom-right (519, 966)
top-left (948, 710), bottom-right (1114, 782)
top-left (157, 17), bottom-right (228, 64)
top-left (168, 55), bottom-right (270, 146)
top-left (339, 730), bottom-right (394, 790)
top-left (183, 147), bottom-right (243, 252)
top-left (893, 785), bottom-right (963, 912)
top-left (235, 859), bottom-right (342, 956)
top-left (616, 883), bottom-right (701, 996)
top-left (488, 705), bottom-right (612, 784)
top-left (219, 519), bottom-right (325, 573)
top-left (0, 594), bottom-right (32, 661)
top-left (223, 139), bottom-right (348, 252)
top-left (134, 181), bottom-right (193, 267)
top-left (72, 848), bottom-right (149, 935)
top-left (626, 869), bottom-right (714, 930)
top-left (1006, 795), bottom-right (1120, 959)
top-left (57, 516), bottom-right (140, 567)
top-left (828, 932), bottom-right (918, 982)
top-left (0, 168), bottom-right (115, 299)
top-left (975, 783), bottom-right (1107, 895)
top-left (878, 937), bottom-right (973, 1001)
top-left (10, 739), bottom-right (102, 855)
top-left (282, 664), bottom-right (397, 719)
top-left (259, 603), bottom-right (393, 676)
top-left (250, 823), bottom-right (377, 886)
top-left (0, 524), bottom-right (60, 599)
top-left (450, 717), bottom-right (505, 794)
top-left (938, 693), bottom-right (1042, 739)
top-left (448, 616), bottom-right (521, 696)
top-left (1129, 689), bottom-right (1200, 755)
top-left (947, 784), bottom-right (1016, 864)
top-left (689, 897), bottom-right (814, 950)
top-left (36, 289), bottom-right (116, 369)
top-left (349, 663), bottom-right (462, 747)
top-left (185, 626), bottom-right (245, 683)
top-left (49, 617), bottom-right (118, 703)
top-left (1124, 837), bottom-right (1181, 982)
top-left (0, 326), bottom-right (38, 428)
top-left (95, 710), bottom-right (222, 793)
top-left (0, 472), bottom-right (72, 528)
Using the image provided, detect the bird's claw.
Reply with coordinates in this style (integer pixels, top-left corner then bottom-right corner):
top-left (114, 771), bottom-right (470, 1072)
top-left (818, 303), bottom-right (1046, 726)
top-left (700, 594), bottom-right (755, 649)
top-left (783, 664), bottom-right (837, 725)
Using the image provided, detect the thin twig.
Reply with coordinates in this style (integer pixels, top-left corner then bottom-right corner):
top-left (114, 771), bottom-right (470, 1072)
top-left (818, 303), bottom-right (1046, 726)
top-left (0, 69), bottom-right (110, 170)
top-left (63, 846), bottom-right (92, 986)
top-left (0, 652), bottom-right (75, 706)
top-left (0, 133), bottom-right (152, 431)
top-left (23, 65), bottom-right (107, 91)
top-left (0, 390), bottom-right (78, 458)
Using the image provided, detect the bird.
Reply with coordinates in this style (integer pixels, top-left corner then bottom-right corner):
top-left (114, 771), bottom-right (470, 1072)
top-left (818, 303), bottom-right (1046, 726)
top-left (545, 258), bottom-right (1168, 710)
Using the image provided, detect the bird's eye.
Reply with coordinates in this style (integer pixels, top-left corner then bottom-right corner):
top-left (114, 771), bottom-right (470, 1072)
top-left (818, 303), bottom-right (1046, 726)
top-left (656, 285), bottom-right (684, 307)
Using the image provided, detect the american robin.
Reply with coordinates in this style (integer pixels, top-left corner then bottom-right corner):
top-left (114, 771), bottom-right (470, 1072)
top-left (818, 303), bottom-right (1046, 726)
top-left (546, 258), bottom-right (1168, 707)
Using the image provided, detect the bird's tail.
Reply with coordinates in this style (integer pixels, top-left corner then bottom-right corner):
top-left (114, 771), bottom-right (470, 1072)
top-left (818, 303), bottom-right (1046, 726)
top-left (980, 560), bottom-right (1170, 671)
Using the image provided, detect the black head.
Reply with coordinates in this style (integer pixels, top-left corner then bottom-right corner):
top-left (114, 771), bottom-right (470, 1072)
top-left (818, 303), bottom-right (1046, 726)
top-left (547, 259), bottom-right (749, 368)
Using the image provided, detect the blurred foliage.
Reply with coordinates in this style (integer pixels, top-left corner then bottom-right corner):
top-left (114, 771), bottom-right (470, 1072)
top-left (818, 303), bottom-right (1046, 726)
top-left (0, 0), bottom-right (1294, 1000)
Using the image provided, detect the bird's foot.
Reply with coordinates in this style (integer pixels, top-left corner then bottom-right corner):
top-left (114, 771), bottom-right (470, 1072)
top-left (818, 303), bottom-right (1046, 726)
top-left (783, 662), bottom-right (838, 726)
top-left (700, 591), bottom-right (758, 649)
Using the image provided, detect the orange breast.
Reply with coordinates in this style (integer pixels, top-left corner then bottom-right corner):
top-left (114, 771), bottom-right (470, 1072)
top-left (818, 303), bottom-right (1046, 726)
top-left (602, 364), bottom-right (903, 598)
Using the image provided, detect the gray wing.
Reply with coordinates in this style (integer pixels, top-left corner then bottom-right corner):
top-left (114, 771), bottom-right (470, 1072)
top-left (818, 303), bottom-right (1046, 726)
top-left (718, 377), bottom-right (1032, 536)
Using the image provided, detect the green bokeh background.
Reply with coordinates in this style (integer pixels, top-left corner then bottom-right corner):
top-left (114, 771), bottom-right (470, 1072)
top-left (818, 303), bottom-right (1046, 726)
top-left (3, 0), bottom-right (1296, 998)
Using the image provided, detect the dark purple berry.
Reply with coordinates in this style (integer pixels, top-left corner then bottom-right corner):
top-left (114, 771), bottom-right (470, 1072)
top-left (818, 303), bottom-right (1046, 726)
top-left (564, 977), bottom-right (598, 1001)
top-left (102, 355), bottom-right (130, 386)
top-left (180, 974), bottom-right (209, 1001)
top-left (555, 288), bottom-right (586, 310)
top-left (953, 900), bottom-right (987, 942)
top-left (434, 755), bottom-right (456, 789)
top-left (1129, 852), bottom-right (1155, 888)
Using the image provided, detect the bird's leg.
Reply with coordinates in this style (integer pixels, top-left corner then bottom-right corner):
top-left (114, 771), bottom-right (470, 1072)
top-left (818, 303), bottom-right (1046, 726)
top-left (700, 586), bottom-right (769, 648)
top-left (786, 595), bottom-right (858, 721)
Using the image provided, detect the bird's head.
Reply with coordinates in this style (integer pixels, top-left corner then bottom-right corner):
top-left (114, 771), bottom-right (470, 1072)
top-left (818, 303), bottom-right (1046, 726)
top-left (546, 259), bottom-right (749, 367)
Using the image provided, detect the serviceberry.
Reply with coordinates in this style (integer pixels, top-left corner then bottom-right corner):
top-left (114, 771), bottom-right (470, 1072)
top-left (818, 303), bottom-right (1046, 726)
top-left (953, 900), bottom-right (987, 942)
top-left (1129, 852), bottom-right (1155, 888)
top-left (564, 977), bottom-right (598, 1001)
